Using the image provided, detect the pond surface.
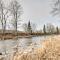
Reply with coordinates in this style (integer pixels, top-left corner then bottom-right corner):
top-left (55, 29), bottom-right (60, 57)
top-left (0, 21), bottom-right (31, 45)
top-left (0, 35), bottom-right (49, 54)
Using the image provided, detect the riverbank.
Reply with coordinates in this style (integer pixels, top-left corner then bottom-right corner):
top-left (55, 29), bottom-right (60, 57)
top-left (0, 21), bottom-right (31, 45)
top-left (0, 32), bottom-right (60, 40)
top-left (0, 30), bottom-right (60, 40)
top-left (13, 35), bottom-right (60, 60)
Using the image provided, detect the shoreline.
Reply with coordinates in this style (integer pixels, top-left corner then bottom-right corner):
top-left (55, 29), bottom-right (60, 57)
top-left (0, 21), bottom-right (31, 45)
top-left (0, 33), bottom-right (59, 40)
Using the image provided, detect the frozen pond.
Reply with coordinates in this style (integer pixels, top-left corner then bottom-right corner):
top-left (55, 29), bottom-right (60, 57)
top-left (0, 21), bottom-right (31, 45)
top-left (0, 36), bottom-right (48, 54)
top-left (0, 35), bottom-right (56, 60)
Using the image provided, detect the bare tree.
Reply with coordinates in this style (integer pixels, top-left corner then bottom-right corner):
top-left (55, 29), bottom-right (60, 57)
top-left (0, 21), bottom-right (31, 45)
top-left (46, 23), bottom-right (55, 34)
top-left (0, 0), bottom-right (4, 34)
top-left (0, 0), bottom-right (9, 37)
top-left (9, 0), bottom-right (22, 35)
top-left (51, 0), bottom-right (60, 16)
top-left (22, 21), bottom-right (32, 33)
top-left (23, 23), bottom-right (28, 32)
top-left (31, 23), bottom-right (36, 33)
top-left (3, 10), bottom-right (9, 33)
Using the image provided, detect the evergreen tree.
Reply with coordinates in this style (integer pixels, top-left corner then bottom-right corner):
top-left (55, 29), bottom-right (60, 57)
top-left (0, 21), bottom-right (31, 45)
top-left (56, 26), bottom-right (59, 34)
top-left (27, 21), bottom-right (32, 33)
top-left (43, 24), bottom-right (46, 34)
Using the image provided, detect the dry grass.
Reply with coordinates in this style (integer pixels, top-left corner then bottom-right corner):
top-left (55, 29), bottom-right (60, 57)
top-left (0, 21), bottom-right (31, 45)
top-left (13, 35), bottom-right (60, 60)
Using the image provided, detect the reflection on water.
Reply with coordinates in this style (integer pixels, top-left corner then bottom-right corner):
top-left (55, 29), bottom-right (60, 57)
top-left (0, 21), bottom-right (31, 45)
top-left (0, 36), bottom-right (48, 60)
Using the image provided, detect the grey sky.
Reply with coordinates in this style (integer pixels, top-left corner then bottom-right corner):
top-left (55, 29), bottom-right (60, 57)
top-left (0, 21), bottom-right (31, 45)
top-left (2, 0), bottom-right (60, 30)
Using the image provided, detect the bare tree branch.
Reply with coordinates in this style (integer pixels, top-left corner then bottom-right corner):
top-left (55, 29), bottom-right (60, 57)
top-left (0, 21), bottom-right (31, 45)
top-left (51, 0), bottom-right (60, 16)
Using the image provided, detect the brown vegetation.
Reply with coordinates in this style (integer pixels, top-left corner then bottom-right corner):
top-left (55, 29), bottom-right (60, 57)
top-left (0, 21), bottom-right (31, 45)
top-left (13, 35), bottom-right (60, 60)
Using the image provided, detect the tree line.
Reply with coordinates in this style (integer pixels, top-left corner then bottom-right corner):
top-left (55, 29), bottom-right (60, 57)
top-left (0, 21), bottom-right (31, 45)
top-left (23, 21), bottom-right (60, 35)
top-left (43, 23), bottom-right (59, 34)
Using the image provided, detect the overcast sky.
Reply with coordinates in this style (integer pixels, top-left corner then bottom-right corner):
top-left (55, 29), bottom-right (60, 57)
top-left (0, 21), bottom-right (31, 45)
top-left (3, 0), bottom-right (60, 30)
